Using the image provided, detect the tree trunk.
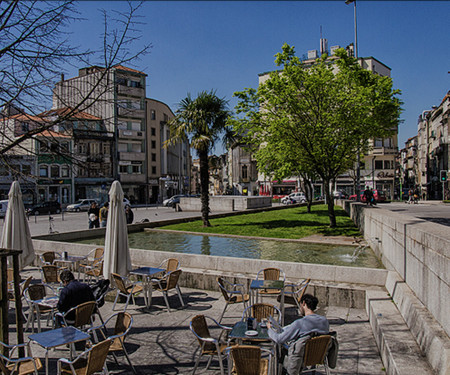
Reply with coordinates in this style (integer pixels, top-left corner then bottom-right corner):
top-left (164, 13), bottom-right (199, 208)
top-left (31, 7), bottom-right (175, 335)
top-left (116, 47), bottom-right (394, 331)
top-left (304, 178), bottom-right (313, 213)
top-left (324, 179), bottom-right (337, 227)
top-left (199, 149), bottom-right (211, 227)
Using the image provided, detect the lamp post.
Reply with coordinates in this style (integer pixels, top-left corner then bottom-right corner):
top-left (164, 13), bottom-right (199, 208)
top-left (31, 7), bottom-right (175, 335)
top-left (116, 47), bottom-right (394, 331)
top-left (345, 0), bottom-right (361, 200)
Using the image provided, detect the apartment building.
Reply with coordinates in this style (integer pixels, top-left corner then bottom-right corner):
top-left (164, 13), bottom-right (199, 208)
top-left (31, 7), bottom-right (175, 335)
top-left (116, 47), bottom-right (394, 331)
top-left (53, 65), bottom-right (147, 203)
top-left (416, 91), bottom-right (449, 200)
top-left (146, 98), bottom-right (191, 202)
top-left (400, 136), bottom-right (418, 195)
top-left (228, 145), bottom-right (258, 195)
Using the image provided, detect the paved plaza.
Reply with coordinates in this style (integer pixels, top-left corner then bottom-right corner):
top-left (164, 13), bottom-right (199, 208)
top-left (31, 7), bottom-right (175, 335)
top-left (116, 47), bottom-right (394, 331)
top-left (9, 266), bottom-right (385, 375)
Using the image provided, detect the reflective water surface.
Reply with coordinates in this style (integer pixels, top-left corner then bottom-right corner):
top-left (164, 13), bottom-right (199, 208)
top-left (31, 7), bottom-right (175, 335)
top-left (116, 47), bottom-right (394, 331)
top-left (75, 230), bottom-right (383, 268)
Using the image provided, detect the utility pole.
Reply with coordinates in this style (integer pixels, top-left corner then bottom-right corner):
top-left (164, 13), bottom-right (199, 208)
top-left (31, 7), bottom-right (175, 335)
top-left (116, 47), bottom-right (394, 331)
top-left (345, 0), bottom-right (360, 200)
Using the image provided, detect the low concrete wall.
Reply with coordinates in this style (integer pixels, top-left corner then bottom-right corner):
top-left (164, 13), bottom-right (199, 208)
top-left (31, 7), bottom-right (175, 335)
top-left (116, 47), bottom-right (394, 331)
top-left (337, 200), bottom-right (450, 375)
top-left (179, 196), bottom-right (272, 211)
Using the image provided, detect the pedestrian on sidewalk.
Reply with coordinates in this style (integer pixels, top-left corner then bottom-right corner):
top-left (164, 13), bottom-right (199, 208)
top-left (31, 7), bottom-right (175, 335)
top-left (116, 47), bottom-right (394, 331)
top-left (125, 205), bottom-right (134, 224)
top-left (100, 202), bottom-right (109, 227)
top-left (87, 202), bottom-right (100, 229)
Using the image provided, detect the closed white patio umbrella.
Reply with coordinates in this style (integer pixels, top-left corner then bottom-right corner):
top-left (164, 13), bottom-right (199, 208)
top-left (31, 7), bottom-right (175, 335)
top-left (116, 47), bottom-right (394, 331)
top-left (0, 181), bottom-right (35, 270)
top-left (103, 180), bottom-right (132, 280)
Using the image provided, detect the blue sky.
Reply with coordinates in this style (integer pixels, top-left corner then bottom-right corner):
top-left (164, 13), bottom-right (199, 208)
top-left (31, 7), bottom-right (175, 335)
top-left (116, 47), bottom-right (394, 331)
top-left (66, 1), bottom-right (449, 154)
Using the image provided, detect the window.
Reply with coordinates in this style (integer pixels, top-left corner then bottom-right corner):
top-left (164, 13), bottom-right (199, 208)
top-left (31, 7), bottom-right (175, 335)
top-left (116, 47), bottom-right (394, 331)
top-left (163, 113), bottom-right (168, 122)
top-left (151, 140), bottom-right (156, 149)
top-left (131, 163), bottom-right (142, 174)
top-left (242, 165), bottom-right (248, 180)
top-left (151, 127), bottom-right (156, 136)
top-left (384, 160), bottom-right (392, 169)
top-left (61, 165), bottom-right (70, 177)
top-left (39, 142), bottom-right (49, 153)
top-left (0, 166), bottom-right (9, 176)
top-left (60, 142), bottom-right (69, 152)
top-left (130, 122), bottom-right (141, 131)
top-left (39, 165), bottom-right (48, 177)
top-left (383, 138), bottom-right (392, 148)
top-left (78, 144), bottom-right (87, 154)
top-left (21, 122), bottom-right (29, 132)
top-left (119, 165), bottom-right (128, 174)
top-left (151, 153), bottom-right (156, 162)
top-left (51, 165), bottom-right (59, 178)
top-left (102, 143), bottom-right (110, 155)
top-left (151, 110), bottom-right (156, 120)
top-left (90, 143), bottom-right (100, 155)
top-left (118, 121), bottom-right (128, 130)
top-left (374, 138), bottom-right (383, 148)
top-left (374, 160), bottom-right (383, 169)
top-left (152, 166), bottom-right (157, 175)
top-left (118, 143), bottom-right (128, 152)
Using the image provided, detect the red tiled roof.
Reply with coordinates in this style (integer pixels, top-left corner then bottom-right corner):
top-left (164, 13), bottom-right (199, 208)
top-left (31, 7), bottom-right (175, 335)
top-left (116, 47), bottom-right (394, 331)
top-left (35, 130), bottom-right (71, 138)
top-left (40, 107), bottom-right (101, 121)
top-left (114, 64), bottom-right (147, 76)
top-left (3, 113), bottom-right (45, 123)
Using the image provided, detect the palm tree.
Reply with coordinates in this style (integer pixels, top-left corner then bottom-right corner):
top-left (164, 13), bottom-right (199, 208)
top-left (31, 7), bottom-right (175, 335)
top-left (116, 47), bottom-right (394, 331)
top-left (166, 91), bottom-right (232, 227)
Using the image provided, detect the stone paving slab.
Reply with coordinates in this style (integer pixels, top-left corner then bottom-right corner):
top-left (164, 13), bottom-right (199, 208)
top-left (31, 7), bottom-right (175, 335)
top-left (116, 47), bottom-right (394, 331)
top-left (7, 267), bottom-right (387, 375)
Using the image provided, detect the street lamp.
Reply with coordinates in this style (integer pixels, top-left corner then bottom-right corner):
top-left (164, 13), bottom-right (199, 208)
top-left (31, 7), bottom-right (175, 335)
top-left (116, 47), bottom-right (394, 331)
top-left (345, 0), bottom-right (361, 200)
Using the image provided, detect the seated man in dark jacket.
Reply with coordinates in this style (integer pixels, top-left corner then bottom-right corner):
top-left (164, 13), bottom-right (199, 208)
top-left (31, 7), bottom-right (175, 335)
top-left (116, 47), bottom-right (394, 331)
top-left (57, 269), bottom-right (95, 323)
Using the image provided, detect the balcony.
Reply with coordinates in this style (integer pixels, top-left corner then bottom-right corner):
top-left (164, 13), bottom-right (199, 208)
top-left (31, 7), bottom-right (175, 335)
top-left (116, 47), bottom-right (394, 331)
top-left (119, 173), bottom-right (146, 183)
top-left (117, 85), bottom-right (145, 97)
top-left (119, 152), bottom-right (145, 162)
top-left (117, 107), bottom-right (145, 119)
top-left (118, 129), bottom-right (145, 139)
top-left (370, 147), bottom-right (398, 155)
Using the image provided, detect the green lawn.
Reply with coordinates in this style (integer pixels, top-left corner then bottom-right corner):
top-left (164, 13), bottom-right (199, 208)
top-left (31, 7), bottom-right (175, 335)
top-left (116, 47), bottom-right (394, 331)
top-left (161, 204), bottom-right (361, 239)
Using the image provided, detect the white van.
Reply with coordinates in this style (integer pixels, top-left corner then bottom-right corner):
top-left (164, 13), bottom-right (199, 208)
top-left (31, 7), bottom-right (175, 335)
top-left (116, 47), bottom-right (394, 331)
top-left (0, 200), bottom-right (8, 218)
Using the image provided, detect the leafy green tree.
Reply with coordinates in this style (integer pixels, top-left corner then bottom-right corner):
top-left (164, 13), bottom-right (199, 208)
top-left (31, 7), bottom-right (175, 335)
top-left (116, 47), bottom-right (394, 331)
top-left (166, 91), bottom-right (232, 227)
top-left (231, 44), bottom-right (401, 227)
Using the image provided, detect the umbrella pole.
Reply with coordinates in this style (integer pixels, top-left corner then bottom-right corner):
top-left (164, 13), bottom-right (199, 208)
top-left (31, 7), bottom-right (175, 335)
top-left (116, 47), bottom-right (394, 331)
top-left (12, 254), bottom-right (24, 357)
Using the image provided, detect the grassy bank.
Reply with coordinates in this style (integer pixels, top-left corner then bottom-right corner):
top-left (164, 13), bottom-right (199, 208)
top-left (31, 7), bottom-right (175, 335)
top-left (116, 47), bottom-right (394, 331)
top-left (161, 204), bottom-right (361, 239)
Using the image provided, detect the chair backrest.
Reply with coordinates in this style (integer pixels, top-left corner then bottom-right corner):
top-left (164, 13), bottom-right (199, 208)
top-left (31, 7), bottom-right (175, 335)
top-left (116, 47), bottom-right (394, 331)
top-left (111, 273), bottom-right (128, 294)
top-left (303, 335), bottom-right (332, 367)
top-left (231, 345), bottom-right (263, 375)
top-left (295, 278), bottom-right (311, 304)
top-left (93, 247), bottom-right (104, 260)
top-left (165, 269), bottom-right (182, 291)
top-left (72, 301), bottom-right (96, 328)
top-left (216, 277), bottom-right (230, 302)
top-left (165, 258), bottom-right (179, 273)
top-left (85, 339), bottom-right (112, 375)
top-left (41, 251), bottom-right (56, 264)
top-left (114, 312), bottom-right (133, 345)
top-left (7, 268), bottom-right (14, 284)
top-left (243, 303), bottom-right (279, 323)
top-left (20, 276), bottom-right (33, 298)
top-left (263, 268), bottom-right (281, 281)
top-left (190, 315), bottom-right (214, 352)
top-left (26, 284), bottom-right (46, 301)
top-left (41, 265), bottom-right (60, 283)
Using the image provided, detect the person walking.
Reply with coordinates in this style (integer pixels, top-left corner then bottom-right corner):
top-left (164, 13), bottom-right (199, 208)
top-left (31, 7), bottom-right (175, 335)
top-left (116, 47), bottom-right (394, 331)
top-left (363, 187), bottom-right (374, 206)
top-left (99, 202), bottom-right (109, 227)
top-left (87, 202), bottom-right (100, 229)
top-left (125, 205), bottom-right (134, 224)
top-left (407, 188), bottom-right (414, 204)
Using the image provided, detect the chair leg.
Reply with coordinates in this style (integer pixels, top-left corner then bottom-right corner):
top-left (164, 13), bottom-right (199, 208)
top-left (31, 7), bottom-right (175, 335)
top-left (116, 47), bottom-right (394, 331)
top-left (192, 352), bottom-right (203, 375)
top-left (112, 290), bottom-right (120, 311)
top-left (122, 345), bottom-right (137, 374)
top-left (124, 294), bottom-right (132, 312)
top-left (217, 351), bottom-right (225, 375)
top-left (176, 286), bottom-right (185, 307)
top-left (205, 355), bottom-right (213, 370)
top-left (218, 303), bottom-right (228, 323)
top-left (162, 291), bottom-right (171, 312)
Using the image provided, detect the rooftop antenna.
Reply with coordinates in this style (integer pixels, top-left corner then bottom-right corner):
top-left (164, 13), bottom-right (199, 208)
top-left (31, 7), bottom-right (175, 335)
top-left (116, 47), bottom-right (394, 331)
top-left (320, 25), bottom-right (328, 55)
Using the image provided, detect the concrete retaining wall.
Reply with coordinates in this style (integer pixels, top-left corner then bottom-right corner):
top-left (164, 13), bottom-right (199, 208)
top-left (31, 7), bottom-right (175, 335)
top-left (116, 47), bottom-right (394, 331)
top-left (337, 200), bottom-right (450, 375)
top-left (179, 196), bottom-right (272, 211)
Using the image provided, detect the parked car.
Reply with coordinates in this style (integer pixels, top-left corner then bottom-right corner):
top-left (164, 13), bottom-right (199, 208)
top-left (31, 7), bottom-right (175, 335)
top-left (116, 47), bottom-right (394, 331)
top-left (349, 190), bottom-right (386, 203)
top-left (66, 199), bottom-right (99, 212)
top-left (99, 198), bottom-right (131, 208)
top-left (281, 192), bottom-right (306, 205)
top-left (333, 190), bottom-right (349, 199)
top-left (164, 194), bottom-right (188, 208)
top-left (27, 201), bottom-right (61, 215)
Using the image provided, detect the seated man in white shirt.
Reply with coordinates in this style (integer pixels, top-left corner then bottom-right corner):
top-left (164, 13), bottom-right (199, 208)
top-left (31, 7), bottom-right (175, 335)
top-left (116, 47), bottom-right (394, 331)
top-left (267, 293), bottom-right (329, 344)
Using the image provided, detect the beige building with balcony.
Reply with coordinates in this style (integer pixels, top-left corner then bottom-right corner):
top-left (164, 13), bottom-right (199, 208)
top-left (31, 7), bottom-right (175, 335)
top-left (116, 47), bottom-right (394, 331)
top-left (146, 98), bottom-right (191, 203)
top-left (53, 65), bottom-right (148, 203)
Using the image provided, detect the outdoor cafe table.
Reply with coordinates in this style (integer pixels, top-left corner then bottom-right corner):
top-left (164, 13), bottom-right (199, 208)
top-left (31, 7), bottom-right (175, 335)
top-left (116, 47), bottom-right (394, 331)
top-left (29, 326), bottom-right (90, 375)
top-left (129, 267), bottom-right (165, 308)
top-left (228, 321), bottom-right (278, 373)
top-left (250, 279), bottom-right (285, 324)
top-left (55, 254), bottom-right (87, 274)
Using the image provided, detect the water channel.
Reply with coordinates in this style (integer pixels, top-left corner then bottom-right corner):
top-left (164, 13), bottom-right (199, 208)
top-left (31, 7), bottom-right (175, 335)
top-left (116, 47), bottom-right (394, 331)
top-left (74, 230), bottom-right (383, 268)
